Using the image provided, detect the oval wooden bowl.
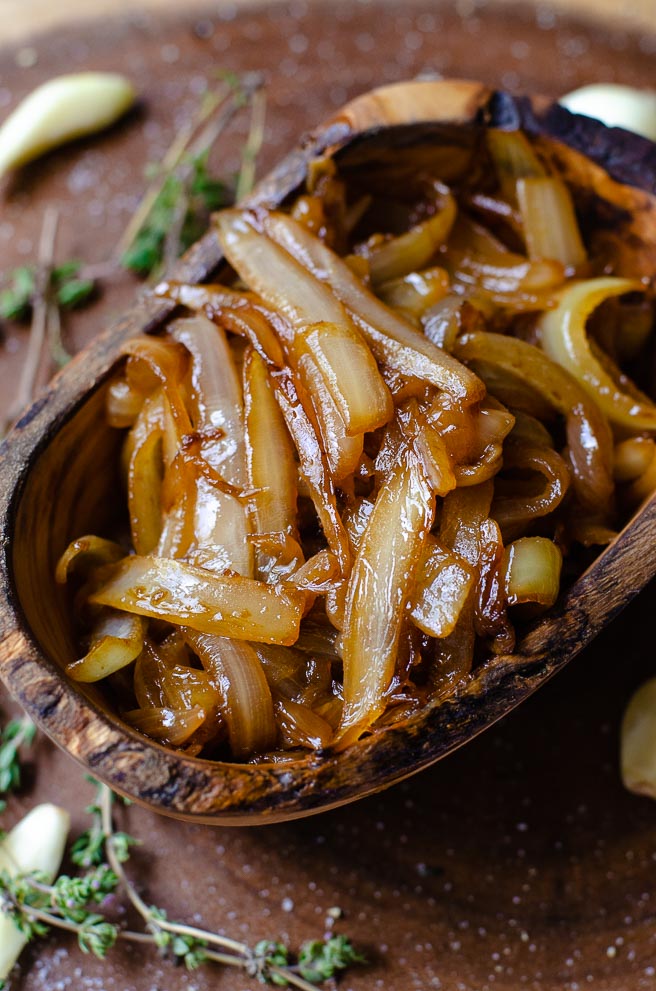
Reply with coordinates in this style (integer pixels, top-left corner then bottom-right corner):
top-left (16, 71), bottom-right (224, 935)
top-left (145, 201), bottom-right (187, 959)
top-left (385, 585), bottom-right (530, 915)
top-left (2, 79), bottom-right (656, 825)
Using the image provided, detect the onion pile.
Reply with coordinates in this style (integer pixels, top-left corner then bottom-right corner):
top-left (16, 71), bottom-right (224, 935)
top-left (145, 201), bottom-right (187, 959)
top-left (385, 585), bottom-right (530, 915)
top-left (57, 128), bottom-right (656, 762)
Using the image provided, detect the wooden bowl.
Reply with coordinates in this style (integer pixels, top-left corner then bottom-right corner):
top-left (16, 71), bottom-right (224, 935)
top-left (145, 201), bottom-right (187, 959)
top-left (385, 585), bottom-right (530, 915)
top-left (2, 78), bottom-right (656, 825)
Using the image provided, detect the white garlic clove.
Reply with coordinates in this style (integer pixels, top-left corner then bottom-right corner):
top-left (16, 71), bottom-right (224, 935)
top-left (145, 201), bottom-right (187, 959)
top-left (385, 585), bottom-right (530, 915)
top-left (559, 83), bottom-right (656, 142)
top-left (0, 803), bottom-right (71, 980)
top-left (620, 677), bottom-right (656, 800)
top-left (0, 72), bottom-right (136, 178)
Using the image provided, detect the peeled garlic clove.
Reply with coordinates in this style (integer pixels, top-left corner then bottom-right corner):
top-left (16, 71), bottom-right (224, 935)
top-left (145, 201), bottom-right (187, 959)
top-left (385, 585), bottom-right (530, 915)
top-left (620, 678), bottom-right (656, 799)
top-left (0, 803), bottom-right (70, 981)
top-left (0, 72), bottom-right (136, 178)
top-left (559, 83), bottom-right (656, 142)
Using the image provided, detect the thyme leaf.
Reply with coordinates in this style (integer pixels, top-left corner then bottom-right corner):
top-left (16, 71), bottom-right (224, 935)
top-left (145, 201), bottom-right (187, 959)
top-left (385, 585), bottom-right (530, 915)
top-left (0, 716), bottom-right (36, 812)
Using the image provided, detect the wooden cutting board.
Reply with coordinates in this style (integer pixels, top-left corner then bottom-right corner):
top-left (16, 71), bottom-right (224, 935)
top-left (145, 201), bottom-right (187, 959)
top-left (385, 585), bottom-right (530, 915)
top-left (1, 3), bottom-right (656, 991)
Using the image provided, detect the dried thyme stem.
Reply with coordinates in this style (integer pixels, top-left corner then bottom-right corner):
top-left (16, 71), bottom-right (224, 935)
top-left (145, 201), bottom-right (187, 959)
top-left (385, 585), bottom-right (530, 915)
top-left (4, 206), bottom-right (59, 429)
top-left (236, 82), bottom-right (267, 202)
top-left (97, 785), bottom-right (326, 991)
top-left (115, 76), bottom-right (244, 262)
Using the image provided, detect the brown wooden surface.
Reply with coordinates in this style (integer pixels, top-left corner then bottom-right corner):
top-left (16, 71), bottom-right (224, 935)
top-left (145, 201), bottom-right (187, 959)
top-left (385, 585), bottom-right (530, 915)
top-left (1, 3), bottom-right (656, 989)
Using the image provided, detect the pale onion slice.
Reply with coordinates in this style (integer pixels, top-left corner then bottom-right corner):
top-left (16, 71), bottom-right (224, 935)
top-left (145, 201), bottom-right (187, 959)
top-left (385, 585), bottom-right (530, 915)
top-left (516, 176), bottom-right (587, 268)
top-left (502, 537), bottom-right (562, 607)
top-left (454, 331), bottom-right (614, 511)
top-left (271, 369), bottom-right (351, 572)
top-left (409, 537), bottom-right (474, 639)
top-left (123, 705), bottom-right (206, 746)
top-left (336, 451), bottom-right (435, 747)
top-left (0, 804), bottom-right (70, 982)
top-left (89, 555), bottom-right (304, 645)
top-left (55, 534), bottom-right (124, 584)
top-left (538, 277), bottom-right (656, 431)
top-left (366, 187), bottom-right (457, 285)
top-left (65, 609), bottom-right (145, 683)
top-left (244, 348), bottom-right (298, 538)
top-left (236, 209), bottom-right (484, 403)
top-left (154, 281), bottom-right (285, 367)
top-left (295, 321), bottom-right (393, 435)
top-left (486, 127), bottom-right (546, 202)
top-left (185, 631), bottom-right (277, 759)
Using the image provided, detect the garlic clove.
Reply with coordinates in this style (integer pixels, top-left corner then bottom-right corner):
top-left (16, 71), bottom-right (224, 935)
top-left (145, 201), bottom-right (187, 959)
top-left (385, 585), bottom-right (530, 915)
top-left (620, 677), bottom-right (656, 799)
top-left (0, 803), bottom-right (70, 981)
top-left (559, 83), bottom-right (656, 142)
top-left (0, 72), bottom-right (136, 178)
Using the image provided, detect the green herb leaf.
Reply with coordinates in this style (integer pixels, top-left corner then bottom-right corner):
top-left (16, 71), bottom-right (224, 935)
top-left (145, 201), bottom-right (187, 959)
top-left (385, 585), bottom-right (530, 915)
top-left (0, 717), bottom-right (36, 810)
top-left (0, 267), bottom-right (35, 321)
top-left (298, 934), bottom-right (366, 983)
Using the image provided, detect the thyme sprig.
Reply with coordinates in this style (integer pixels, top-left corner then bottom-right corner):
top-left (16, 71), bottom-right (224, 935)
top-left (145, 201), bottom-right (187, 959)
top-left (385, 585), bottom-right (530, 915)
top-left (0, 772), bottom-right (364, 989)
top-left (119, 70), bottom-right (264, 279)
top-left (0, 716), bottom-right (36, 813)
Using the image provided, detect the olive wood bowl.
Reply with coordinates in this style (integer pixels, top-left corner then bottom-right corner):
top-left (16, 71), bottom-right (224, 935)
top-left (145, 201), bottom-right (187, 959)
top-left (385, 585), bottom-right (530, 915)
top-left (2, 79), bottom-right (656, 825)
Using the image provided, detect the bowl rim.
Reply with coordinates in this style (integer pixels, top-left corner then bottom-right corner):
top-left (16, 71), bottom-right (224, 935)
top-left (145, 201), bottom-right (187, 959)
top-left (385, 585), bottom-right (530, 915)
top-left (2, 78), bottom-right (656, 825)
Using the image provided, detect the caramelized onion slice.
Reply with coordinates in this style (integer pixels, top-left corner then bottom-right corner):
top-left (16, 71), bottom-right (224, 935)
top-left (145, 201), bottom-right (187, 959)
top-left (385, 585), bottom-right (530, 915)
top-left (55, 535), bottom-right (124, 584)
top-left (455, 331), bottom-right (613, 511)
top-left (502, 536), bottom-right (562, 607)
top-left (296, 321), bottom-right (393, 435)
top-left (127, 408), bottom-right (163, 556)
top-left (244, 348), bottom-right (298, 539)
top-left (516, 177), bottom-right (586, 268)
top-left (66, 610), bottom-right (145, 683)
top-left (486, 128), bottom-right (546, 202)
top-left (275, 698), bottom-right (333, 750)
top-left (250, 209), bottom-right (485, 403)
top-left (539, 277), bottom-right (656, 431)
top-left (185, 631), bottom-right (277, 759)
top-left (89, 555), bottom-right (304, 645)
top-left (121, 335), bottom-right (192, 438)
top-left (271, 369), bottom-right (351, 572)
top-left (492, 443), bottom-right (571, 539)
top-left (337, 451), bottom-right (434, 747)
top-left (366, 186), bottom-right (457, 285)
top-left (409, 537), bottom-right (474, 639)
top-left (154, 281), bottom-right (285, 367)
top-left (123, 705), bottom-right (206, 746)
